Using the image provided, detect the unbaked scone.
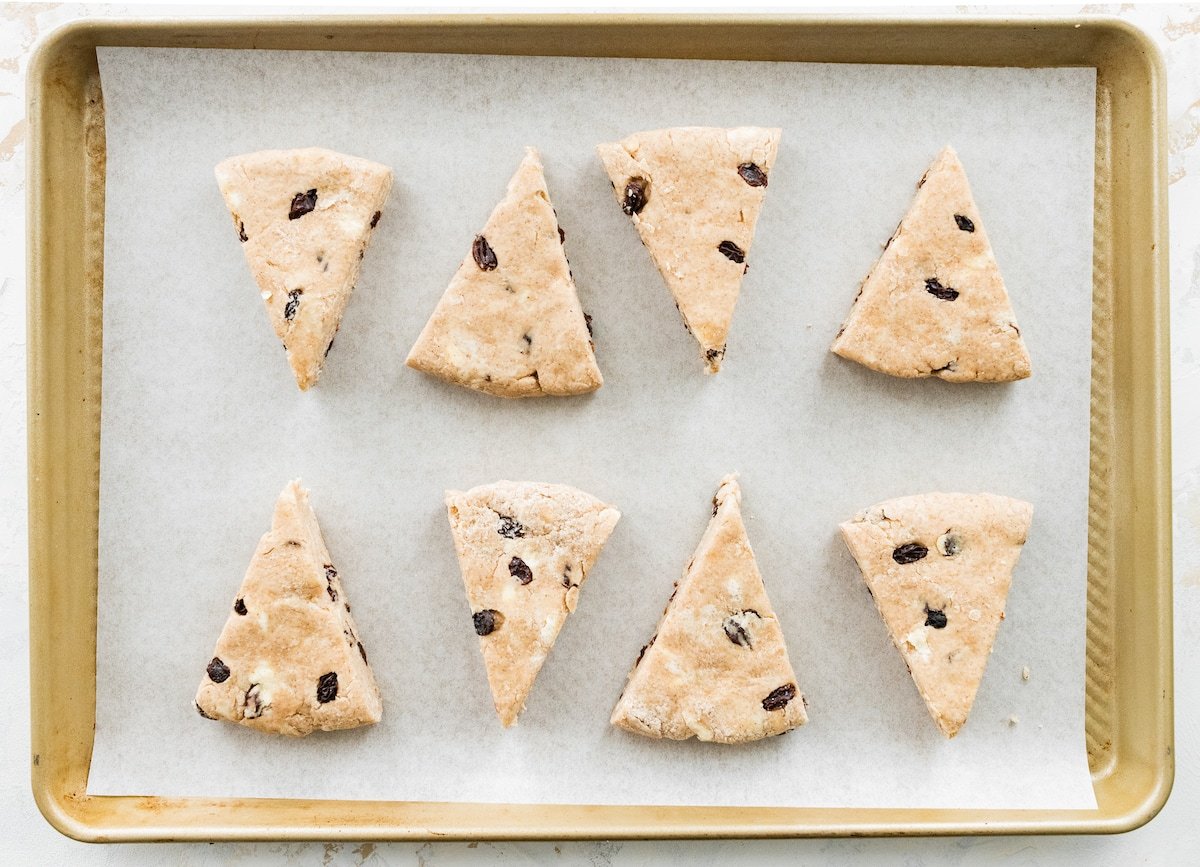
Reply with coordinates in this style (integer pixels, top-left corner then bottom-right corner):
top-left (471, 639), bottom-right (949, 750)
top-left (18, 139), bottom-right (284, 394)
top-left (610, 475), bottom-right (807, 743)
top-left (596, 127), bottom-right (780, 372)
top-left (839, 492), bottom-right (1033, 738)
top-left (215, 147), bottom-right (393, 390)
top-left (194, 481), bottom-right (381, 736)
top-left (831, 146), bottom-right (1031, 382)
top-left (406, 148), bottom-right (602, 397)
top-left (445, 480), bottom-right (620, 726)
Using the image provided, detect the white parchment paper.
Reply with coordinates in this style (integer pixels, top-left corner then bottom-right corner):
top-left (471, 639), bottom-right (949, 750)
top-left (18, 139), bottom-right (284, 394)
top-left (89, 47), bottom-right (1097, 810)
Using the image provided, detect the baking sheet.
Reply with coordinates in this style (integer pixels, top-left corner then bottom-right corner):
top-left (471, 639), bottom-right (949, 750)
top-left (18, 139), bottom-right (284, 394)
top-left (88, 46), bottom-right (1097, 810)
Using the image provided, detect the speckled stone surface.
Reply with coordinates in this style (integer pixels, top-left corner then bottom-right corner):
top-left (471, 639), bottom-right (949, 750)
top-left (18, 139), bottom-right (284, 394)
top-left (2, 3), bottom-right (1197, 864)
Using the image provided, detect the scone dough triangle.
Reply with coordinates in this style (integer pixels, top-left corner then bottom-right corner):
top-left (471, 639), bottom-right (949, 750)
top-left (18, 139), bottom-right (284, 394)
top-left (611, 475), bottom-right (807, 743)
top-left (839, 492), bottom-right (1033, 738)
top-left (597, 127), bottom-right (780, 372)
top-left (831, 146), bottom-right (1031, 382)
top-left (195, 481), bottom-right (382, 736)
top-left (406, 148), bottom-right (603, 397)
top-left (215, 147), bottom-right (393, 391)
top-left (445, 480), bottom-right (620, 726)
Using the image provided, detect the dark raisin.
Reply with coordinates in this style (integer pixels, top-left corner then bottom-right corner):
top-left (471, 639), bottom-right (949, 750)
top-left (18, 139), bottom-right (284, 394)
top-left (717, 240), bottom-right (745, 264)
top-left (622, 178), bottom-right (648, 215)
top-left (195, 702), bottom-right (217, 720)
top-left (584, 313), bottom-right (593, 336)
top-left (207, 657), bottom-right (230, 683)
top-left (289, 189), bottom-right (317, 220)
top-left (954, 214), bottom-right (975, 233)
top-left (893, 543), bottom-right (929, 564)
top-left (325, 565), bottom-right (338, 602)
top-left (509, 556), bottom-right (533, 585)
top-left (316, 671), bottom-right (338, 703)
top-left (237, 221), bottom-right (248, 243)
top-left (723, 616), bottom-right (752, 648)
top-left (472, 234), bottom-right (498, 271)
top-left (522, 333), bottom-right (532, 351)
top-left (358, 642), bottom-right (368, 664)
top-left (706, 347), bottom-right (725, 363)
top-left (762, 683), bottom-right (797, 711)
top-left (244, 684), bottom-right (265, 718)
top-left (558, 225), bottom-right (566, 244)
top-left (370, 210), bottom-right (381, 228)
top-left (284, 289), bottom-right (302, 321)
top-left (925, 606), bottom-right (948, 629)
top-left (233, 598), bottom-right (248, 616)
top-left (635, 636), bottom-right (656, 666)
top-left (473, 609), bottom-right (503, 636)
top-left (737, 162), bottom-right (768, 187)
top-left (497, 515), bottom-right (525, 538)
top-left (924, 277), bottom-right (960, 301)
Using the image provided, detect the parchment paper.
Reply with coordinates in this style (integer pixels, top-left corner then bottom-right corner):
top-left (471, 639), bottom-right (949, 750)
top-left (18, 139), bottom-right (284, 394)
top-left (89, 46), bottom-right (1097, 810)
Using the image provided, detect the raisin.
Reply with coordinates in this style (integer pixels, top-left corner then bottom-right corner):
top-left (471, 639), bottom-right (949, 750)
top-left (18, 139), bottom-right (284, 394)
top-left (723, 615), bottom-right (753, 648)
top-left (706, 347), bottom-right (725, 363)
top-left (954, 214), bottom-right (975, 232)
top-left (622, 178), bottom-right (648, 215)
top-left (925, 277), bottom-right (959, 301)
top-left (584, 313), bottom-right (593, 336)
top-left (237, 221), bottom-right (248, 243)
top-left (558, 225), bottom-right (566, 244)
top-left (762, 683), bottom-right (797, 711)
top-left (738, 162), bottom-right (769, 187)
top-left (233, 598), bottom-right (247, 616)
top-left (358, 642), bottom-right (368, 664)
top-left (207, 657), bottom-right (230, 683)
top-left (893, 543), bottom-right (928, 564)
top-left (325, 565), bottom-right (338, 602)
top-left (496, 515), bottom-right (525, 538)
top-left (717, 240), bottom-right (745, 264)
top-left (195, 702), bottom-right (217, 720)
top-left (472, 234), bottom-right (498, 271)
top-left (244, 684), bottom-right (265, 718)
top-left (370, 210), bottom-right (381, 228)
top-left (509, 556), bottom-right (533, 585)
top-left (925, 606), bottom-right (949, 629)
top-left (316, 672), bottom-right (338, 703)
top-left (635, 636), bottom-right (656, 666)
top-left (284, 289), bottom-right (302, 321)
top-left (289, 189), bottom-right (317, 220)
top-left (473, 609), bottom-right (503, 636)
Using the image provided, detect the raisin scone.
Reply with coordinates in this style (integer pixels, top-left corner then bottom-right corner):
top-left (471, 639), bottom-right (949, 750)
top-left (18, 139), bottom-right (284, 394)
top-left (596, 127), bottom-right (780, 372)
top-left (195, 481), bottom-right (381, 736)
top-left (445, 480), bottom-right (620, 726)
top-left (406, 148), bottom-right (602, 397)
top-left (839, 492), bottom-right (1034, 738)
top-left (610, 475), bottom-right (807, 743)
top-left (831, 146), bottom-right (1031, 382)
top-left (215, 148), bottom-right (393, 391)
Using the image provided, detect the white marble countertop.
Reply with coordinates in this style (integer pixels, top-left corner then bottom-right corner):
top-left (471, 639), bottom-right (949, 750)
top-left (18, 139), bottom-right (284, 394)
top-left (1, 3), bottom-right (1195, 864)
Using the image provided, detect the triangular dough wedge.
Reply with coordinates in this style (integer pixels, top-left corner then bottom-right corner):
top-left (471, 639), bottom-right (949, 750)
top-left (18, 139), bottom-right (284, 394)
top-left (611, 475), bottom-right (807, 743)
top-left (215, 148), bottom-right (393, 390)
top-left (597, 127), bottom-right (780, 372)
top-left (445, 480), bottom-right (620, 725)
top-left (194, 481), bottom-right (381, 736)
top-left (831, 146), bottom-right (1031, 382)
top-left (406, 148), bottom-right (602, 397)
top-left (839, 492), bottom-right (1033, 738)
